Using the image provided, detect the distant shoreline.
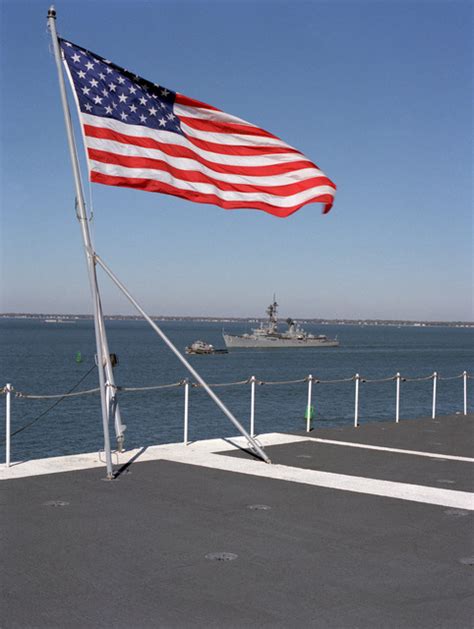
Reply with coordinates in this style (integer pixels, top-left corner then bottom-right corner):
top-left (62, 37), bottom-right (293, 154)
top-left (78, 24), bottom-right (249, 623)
top-left (1, 313), bottom-right (472, 328)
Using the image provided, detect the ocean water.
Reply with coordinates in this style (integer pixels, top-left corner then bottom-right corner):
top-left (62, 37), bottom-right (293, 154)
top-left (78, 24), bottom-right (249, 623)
top-left (0, 318), bottom-right (472, 461)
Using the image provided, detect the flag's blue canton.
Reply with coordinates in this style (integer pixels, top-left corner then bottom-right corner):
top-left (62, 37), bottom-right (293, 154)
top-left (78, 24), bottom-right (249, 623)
top-left (60, 39), bottom-right (184, 136)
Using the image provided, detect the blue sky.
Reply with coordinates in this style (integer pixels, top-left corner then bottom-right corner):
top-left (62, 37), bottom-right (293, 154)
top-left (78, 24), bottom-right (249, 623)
top-left (0, 0), bottom-right (472, 320)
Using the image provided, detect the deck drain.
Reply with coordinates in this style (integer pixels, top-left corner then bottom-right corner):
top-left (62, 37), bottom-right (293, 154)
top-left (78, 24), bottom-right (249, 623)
top-left (43, 500), bottom-right (69, 507)
top-left (437, 479), bottom-right (455, 484)
top-left (247, 504), bottom-right (272, 511)
top-left (296, 454), bottom-right (312, 459)
top-left (445, 509), bottom-right (469, 517)
top-left (205, 552), bottom-right (238, 561)
top-left (459, 557), bottom-right (474, 566)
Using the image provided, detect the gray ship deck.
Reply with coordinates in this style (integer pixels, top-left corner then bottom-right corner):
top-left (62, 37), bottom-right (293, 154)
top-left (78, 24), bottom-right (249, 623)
top-left (2, 414), bottom-right (473, 628)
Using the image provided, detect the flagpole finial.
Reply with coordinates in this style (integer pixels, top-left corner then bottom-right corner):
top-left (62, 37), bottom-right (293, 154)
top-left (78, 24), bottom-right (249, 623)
top-left (47, 5), bottom-right (56, 19)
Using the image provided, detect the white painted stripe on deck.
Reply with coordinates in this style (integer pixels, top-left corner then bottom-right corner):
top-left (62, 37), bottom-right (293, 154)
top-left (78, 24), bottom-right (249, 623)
top-left (303, 437), bottom-right (474, 462)
top-left (154, 445), bottom-right (474, 512)
top-left (0, 433), bottom-right (307, 480)
top-left (1, 432), bottom-right (473, 511)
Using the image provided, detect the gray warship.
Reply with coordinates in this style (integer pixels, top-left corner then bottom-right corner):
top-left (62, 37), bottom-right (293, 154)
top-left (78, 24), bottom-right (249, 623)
top-left (223, 299), bottom-right (340, 348)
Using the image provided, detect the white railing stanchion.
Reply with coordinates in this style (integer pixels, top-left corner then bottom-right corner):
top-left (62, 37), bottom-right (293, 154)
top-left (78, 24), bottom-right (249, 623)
top-left (183, 379), bottom-right (189, 445)
top-left (306, 375), bottom-right (313, 432)
top-left (463, 371), bottom-right (468, 416)
top-left (250, 376), bottom-right (256, 437)
top-left (395, 372), bottom-right (401, 423)
top-left (5, 384), bottom-right (12, 467)
top-left (354, 374), bottom-right (360, 427)
top-left (432, 371), bottom-right (437, 419)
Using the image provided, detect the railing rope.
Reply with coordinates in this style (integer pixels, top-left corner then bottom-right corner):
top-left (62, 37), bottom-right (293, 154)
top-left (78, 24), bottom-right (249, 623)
top-left (2, 370), bottom-right (471, 462)
top-left (191, 379), bottom-right (249, 388)
top-left (15, 387), bottom-right (101, 399)
top-left (119, 382), bottom-right (182, 392)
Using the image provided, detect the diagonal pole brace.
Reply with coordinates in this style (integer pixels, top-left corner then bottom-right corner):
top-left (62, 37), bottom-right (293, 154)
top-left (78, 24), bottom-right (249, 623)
top-left (94, 253), bottom-right (272, 464)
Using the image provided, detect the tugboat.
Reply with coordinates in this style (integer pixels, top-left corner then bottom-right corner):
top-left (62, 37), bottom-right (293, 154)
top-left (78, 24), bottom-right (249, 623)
top-left (223, 299), bottom-right (339, 348)
top-left (185, 340), bottom-right (228, 355)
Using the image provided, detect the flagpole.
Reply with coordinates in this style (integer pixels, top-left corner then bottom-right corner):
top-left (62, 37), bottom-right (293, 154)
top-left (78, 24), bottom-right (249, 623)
top-left (47, 5), bottom-right (116, 478)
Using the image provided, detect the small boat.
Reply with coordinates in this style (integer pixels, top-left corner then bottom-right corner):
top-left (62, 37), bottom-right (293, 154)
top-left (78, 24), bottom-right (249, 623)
top-left (44, 318), bottom-right (76, 324)
top-left (185, 340), bottom-right (228, 355)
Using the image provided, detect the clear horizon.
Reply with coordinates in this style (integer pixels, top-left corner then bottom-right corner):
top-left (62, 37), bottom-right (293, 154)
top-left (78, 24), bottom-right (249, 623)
top-left (1, 0), bottom-right (472, 321)
top-left (1, 311), bottom-right (473, 324)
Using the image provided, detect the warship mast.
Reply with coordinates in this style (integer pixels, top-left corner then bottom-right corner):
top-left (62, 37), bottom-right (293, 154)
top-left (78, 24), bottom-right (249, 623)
top-left (266, 295), bottom-right (279, 334)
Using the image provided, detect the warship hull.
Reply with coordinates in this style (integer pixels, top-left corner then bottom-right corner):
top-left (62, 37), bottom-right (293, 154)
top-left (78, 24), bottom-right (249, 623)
top-left (223, 334), bottom-right (339, 348)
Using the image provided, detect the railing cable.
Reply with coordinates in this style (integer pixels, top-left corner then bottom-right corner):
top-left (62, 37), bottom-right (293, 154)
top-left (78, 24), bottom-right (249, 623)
top-left (1, 364), bottom-right (97, 443)
top-left (118, 382), bottom-right (182, 392)
top-left (3, 370), bottom-right (471, 445)
top-left (191, 379), bottom-right (249, 388)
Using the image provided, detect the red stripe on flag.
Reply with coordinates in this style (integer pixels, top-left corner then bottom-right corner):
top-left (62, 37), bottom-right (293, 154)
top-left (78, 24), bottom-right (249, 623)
top-left (179, 115), bottom-right (278, 138)
top-left (185, 134), bottom-right (300, 156)
top-left (174, 93), bottom-right (219, 111)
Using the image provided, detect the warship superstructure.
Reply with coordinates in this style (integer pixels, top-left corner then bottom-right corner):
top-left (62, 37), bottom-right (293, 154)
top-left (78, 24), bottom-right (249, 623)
top-left (223, 299), bottom-right (339, 348)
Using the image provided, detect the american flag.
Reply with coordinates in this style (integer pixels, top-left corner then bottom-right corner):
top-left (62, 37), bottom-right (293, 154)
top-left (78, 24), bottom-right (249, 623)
top-left (60, 39), bottom-right (336, 218)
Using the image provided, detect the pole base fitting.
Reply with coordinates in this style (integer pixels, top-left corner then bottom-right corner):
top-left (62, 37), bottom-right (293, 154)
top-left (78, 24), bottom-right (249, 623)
top-left (116, 435), bottom-right (125, 453)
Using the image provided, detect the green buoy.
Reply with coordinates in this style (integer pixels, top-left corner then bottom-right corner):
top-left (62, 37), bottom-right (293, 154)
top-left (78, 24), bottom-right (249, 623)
top-left (75, 351), bottom-right (82, 363)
